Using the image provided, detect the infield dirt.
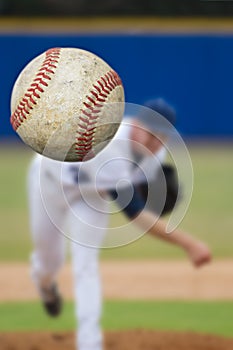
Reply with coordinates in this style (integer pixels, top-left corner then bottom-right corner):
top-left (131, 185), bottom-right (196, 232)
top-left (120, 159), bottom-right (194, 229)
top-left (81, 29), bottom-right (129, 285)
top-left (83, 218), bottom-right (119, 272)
top-left (0, 260), bottom-right (233, 301)
top-left (1, 260), bottom-right (233, 350)
top-left (0, 330), bottom-right (233, 350)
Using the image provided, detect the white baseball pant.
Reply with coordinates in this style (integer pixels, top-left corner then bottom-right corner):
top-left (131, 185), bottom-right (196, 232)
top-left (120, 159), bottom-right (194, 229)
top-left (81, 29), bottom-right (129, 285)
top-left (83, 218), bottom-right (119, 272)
top-left (27, 156), bottom-right (109, 350)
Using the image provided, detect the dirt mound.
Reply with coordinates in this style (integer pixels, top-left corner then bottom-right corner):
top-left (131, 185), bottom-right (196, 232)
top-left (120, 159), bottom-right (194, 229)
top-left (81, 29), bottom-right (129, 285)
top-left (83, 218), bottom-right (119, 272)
top-left (0, 330), bottom-right (233, 350)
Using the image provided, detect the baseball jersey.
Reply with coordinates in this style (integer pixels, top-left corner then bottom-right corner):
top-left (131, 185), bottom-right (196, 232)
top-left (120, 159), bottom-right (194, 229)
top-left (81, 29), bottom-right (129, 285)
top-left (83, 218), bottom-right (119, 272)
top-left (37, 118), bottom-right (166, 193)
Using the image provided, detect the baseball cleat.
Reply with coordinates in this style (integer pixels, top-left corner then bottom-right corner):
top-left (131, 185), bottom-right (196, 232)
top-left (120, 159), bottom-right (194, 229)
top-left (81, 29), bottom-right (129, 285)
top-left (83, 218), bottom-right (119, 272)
top-left (39, 283), bottom-right (63, 317)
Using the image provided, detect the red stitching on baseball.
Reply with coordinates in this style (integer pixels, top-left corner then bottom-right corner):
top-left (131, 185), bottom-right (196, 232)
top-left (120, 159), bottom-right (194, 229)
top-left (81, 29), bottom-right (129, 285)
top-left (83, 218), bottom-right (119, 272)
top-left (10, 48), bottom-right (61, 131)
top-left (75, 69), bottom-right (123, 161)
top-left (87, 97), bottom-right (103, 108)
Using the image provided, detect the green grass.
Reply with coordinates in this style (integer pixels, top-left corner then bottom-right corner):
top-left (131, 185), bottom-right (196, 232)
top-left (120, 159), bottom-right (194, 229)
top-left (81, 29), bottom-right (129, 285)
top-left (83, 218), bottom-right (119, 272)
top-left (0, 142), bottom-right (233, 261)
top-left (0, 144), bottom-right (33, 260)
top-left (0, 144), bottom-right (31, 210)
top-left (0, 143), bottom-right (232, 340)
top-left (0, 300), bottom-right (232, 337)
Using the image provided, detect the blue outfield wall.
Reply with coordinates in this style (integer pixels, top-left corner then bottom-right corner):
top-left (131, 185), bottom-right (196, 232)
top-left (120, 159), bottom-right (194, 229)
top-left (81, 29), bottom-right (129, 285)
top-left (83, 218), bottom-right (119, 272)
top-left (1, 33), bottom-right (233, 139)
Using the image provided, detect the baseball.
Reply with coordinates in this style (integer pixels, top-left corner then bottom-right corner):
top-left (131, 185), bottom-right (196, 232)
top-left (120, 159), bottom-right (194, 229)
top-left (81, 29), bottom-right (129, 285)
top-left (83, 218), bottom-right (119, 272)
top-left (10, 47), bottom-right (125, 162)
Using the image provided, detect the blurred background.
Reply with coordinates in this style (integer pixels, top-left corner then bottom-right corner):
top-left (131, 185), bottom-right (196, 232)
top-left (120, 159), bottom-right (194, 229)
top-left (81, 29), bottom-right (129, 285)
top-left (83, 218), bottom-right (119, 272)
top-left (1, 0), bottom-right (233, 16)
top-left (0, 1), bottom-right (233, 349)
top-left (1, 1), bottom-right (233, 139)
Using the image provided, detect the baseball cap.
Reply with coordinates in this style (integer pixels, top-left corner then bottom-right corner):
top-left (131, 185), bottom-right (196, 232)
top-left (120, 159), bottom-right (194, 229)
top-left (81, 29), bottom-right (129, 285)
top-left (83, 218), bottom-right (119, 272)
top-left (138, 98), bottom-right (177, 135)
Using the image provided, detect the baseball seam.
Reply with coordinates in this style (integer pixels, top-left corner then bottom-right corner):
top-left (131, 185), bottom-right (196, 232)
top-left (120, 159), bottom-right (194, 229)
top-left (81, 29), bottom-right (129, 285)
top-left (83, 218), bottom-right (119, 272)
top-left (10, 48), bottom-right (61, 131)
top-left (75, 70), bottom-right (122, 161)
